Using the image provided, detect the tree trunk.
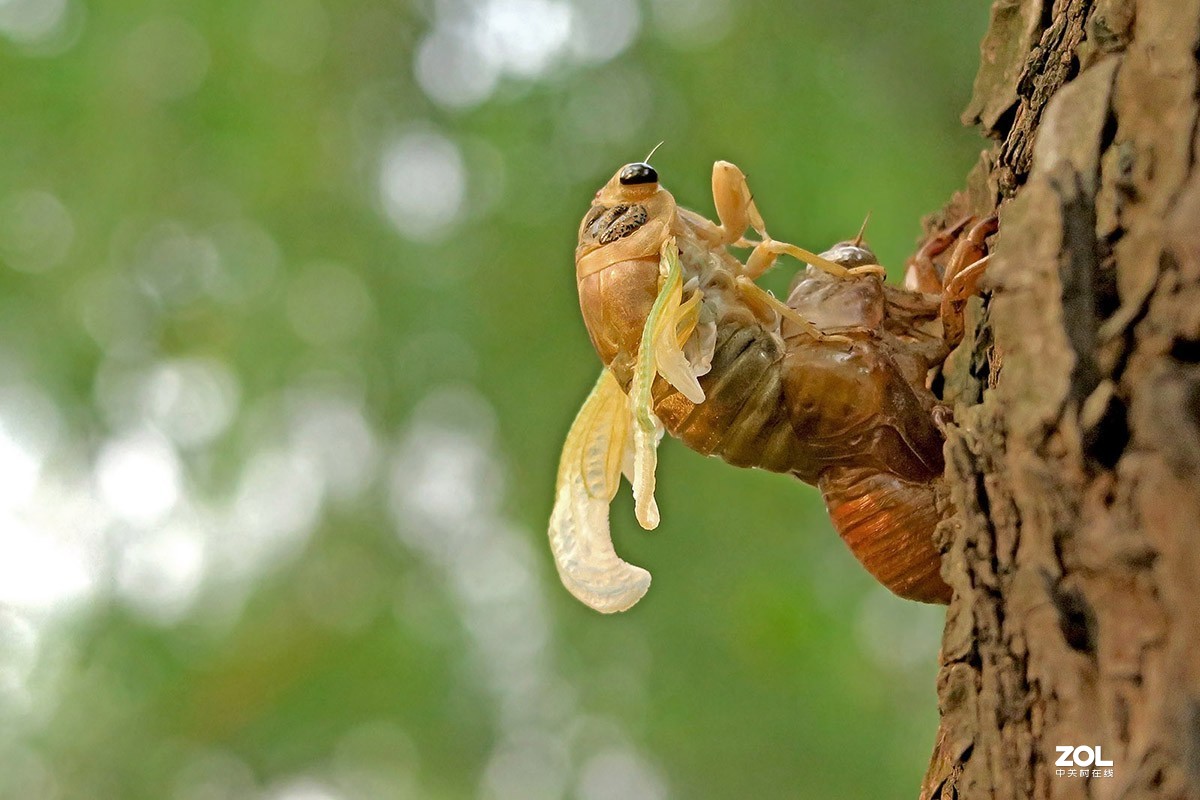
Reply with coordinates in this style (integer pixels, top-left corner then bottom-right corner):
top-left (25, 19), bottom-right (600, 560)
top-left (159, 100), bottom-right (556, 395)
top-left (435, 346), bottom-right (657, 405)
top-left (918, 1), bottom-right (1200, 798)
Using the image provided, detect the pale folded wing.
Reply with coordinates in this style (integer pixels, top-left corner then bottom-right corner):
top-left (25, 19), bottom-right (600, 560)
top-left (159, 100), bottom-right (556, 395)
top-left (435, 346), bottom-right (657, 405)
top-left (548, 369), bottom-right (651, 613)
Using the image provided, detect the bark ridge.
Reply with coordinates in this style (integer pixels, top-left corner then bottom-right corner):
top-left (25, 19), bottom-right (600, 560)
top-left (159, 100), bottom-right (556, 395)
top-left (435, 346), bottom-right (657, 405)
top-left (920, 1), bottom-right (1200, 797)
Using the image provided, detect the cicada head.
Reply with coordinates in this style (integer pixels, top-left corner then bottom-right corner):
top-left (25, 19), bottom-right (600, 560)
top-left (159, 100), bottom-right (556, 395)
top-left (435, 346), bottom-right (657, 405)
top-left (575, 162), bottom-right (680, 374)
top-left (819, 240), bottom-right (878, 270)
top-left (577, 162), bottom-right (678, 267)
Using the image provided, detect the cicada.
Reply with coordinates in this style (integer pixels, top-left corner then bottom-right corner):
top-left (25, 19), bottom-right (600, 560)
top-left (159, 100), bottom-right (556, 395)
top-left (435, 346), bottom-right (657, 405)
top-left (548, 157), bottom-right (994, 613)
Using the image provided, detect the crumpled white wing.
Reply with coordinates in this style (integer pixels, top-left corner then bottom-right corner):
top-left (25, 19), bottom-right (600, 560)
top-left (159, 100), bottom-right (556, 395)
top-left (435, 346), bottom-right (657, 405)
top-left (650, 243), bottom-right (706, 404)
top-left (548, 370), bottom-right (651, 613)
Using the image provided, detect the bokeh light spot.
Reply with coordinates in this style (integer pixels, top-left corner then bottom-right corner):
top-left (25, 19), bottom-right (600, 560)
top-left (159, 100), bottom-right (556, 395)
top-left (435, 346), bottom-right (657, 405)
top-left (414, 29), bottom-right (500, 110)
top-left (95, 430), bottom-right (182, 525)
top-left (0, 0), bottom-right (70, 47)
top-left (577, 748), bottom-right (669, 800)
top-left (115, 519), bottom-right (208, 625)
top-left (0, 516), bottom-right (97, 614)
top-left (379, 131), bottom-right (467, 242)
top-left (413, 0), bottom-right (640, 109)
top-left (569, 0), bottom-right (640, 64)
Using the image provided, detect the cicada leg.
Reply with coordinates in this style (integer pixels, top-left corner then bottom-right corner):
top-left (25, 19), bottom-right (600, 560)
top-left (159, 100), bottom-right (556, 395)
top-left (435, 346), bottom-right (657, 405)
top-left (940, 215), bottom-right (998, 348)
top-left (697, 160), bottom-right (886, 282)
top-left (743, 238), bottom-right (887, 282)
top-left (734, 275), bottom-right (850, 342)
top-left (943, 215), bottom-right (998, 287)
top-left (903, 216), bottom-right (974, 293)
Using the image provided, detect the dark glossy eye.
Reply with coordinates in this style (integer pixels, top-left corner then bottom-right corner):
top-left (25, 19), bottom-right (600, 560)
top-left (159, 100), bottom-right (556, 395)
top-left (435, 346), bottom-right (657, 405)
top-left (618, 162), bottom-right (658, 186)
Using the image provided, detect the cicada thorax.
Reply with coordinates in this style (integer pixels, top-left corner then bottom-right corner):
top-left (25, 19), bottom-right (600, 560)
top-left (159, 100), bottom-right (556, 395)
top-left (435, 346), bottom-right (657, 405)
top-left (575, 187), bottom-right (678, 371)
top-left (581, 202), bottom-right (816, 476)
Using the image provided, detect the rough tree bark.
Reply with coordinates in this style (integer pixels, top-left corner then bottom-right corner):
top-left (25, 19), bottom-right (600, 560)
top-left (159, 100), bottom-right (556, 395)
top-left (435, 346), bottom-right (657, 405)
top-left (917, 1), bottom-right (1200, 798)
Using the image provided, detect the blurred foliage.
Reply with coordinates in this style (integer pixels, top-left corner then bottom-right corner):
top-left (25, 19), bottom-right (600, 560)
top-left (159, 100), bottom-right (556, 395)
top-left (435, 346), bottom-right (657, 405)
top-left (0, 0), bottom-right (989, 798)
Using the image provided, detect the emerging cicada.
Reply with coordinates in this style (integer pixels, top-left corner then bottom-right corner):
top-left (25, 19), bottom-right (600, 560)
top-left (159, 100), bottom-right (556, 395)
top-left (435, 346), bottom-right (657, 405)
top-left (548, 157), bottom-right (994, 613)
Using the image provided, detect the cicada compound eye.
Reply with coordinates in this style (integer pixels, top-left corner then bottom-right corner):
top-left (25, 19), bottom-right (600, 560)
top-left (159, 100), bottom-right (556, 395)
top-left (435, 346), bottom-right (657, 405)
top-left (618, 162), bottom-right (658, 186)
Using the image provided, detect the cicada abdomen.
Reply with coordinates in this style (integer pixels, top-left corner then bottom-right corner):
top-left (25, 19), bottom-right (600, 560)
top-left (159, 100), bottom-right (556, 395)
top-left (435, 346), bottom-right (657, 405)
top-left (820, 467), bottom-right (950, 603)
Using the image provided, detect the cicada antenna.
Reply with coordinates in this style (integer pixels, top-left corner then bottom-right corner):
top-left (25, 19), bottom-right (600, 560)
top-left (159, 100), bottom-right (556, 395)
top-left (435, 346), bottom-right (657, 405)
top-left (853, 211), bottom-right (872, 247)
top-left (644, 141), bottom-right (665, 163)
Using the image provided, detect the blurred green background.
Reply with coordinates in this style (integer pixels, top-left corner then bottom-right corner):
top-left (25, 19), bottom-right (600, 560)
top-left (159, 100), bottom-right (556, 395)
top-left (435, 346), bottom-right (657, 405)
top-left (0, 1), bottom-right (989, 798)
